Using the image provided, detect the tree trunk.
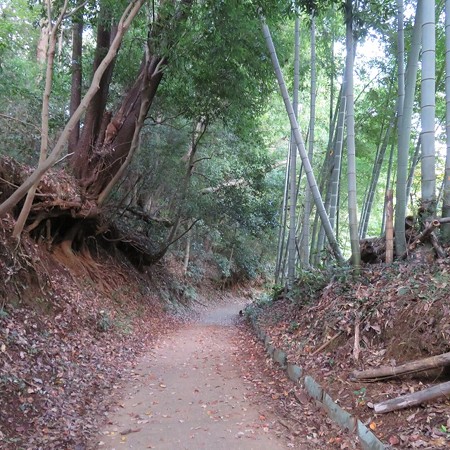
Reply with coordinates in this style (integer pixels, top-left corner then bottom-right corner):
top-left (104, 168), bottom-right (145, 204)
top-left (385, 189), bottom-right (394, 263)
top-left (70, 0), bottom-right (120, 182)
top-left (330, 85), bottom-right (347, 234)
top-left (350, 351), bottom-right (450, 382)
top-left (381, 139), bottom-right (395, 234)
top-left (0, 0), bottom-right (146, 219)
top-left (97, 53), bottom-right (163, 206)
top-left (374, 381), bottom-right (450, 414)
top-left (287, 16), bottom-right (300, 287)
top-left (73, 0), bottom-right (194, 199)
top-left (395, 0), bottom-right (422, 255)
top-left (406, 136), bottom-right (421, 202)
top-left (443, 0), bottom-right (450, 240)
top-left (312, 85), bottom-right (342, 266)
top-left (12, 0), bottom-right (69, 238)
top-left (260, 16), bottom-right (344, 264)
top-left (68, 9), bottom-right (83, 154)
top-left (300, 13), bottom-right (316, 268)
top-left (360, 111), bottom-right (395, 239)
top-left (275, 151), bottom-right (290, 284)
top-left (345, 0), bottom-right (361, 268)
top-left (183, 222), bottom-right (192, 276)
top-left (36, 0), bottom-right (50, 64)
top-left (420, 0), bottom-right (436, 219)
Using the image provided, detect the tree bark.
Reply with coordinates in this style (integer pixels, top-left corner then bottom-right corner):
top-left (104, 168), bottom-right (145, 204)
top-left (350, 351), bottom-right (450, 382)
top-left (395, 0), bottom-right (422, 255)
top-left (12, 0), bottom-right (69, 238)
top-left (97, 52), bottom-right (163, 206)
top-left (329, 85), bottom-right (346, 235)
top-left (261, 16), bottom-right (344, 264)
top-left (36, 0), bottom-right (50, 64)
top-left (0, 0), bottom-right (146, 219)
top-left (287, 16), bottom-right (300, 286)
top-left (70, 1), bottom-right (118, 182)
top-left (421, 0), bottom-right (436, 218)
top-left (183, 222), bottom-right (192, 276)
top-left (275, 152), bottom-right (290, 284)
top-left (443, 0), bottom-right (450, 240)
top-left (374, 381), bottom-right (450, 414)
top-left (300, 13), bottom-right (315, 269)
top-left (68, 8), bottom-right (83, 154)
top-left (345, 0), bottom-right (361, 269)
top-left (385, 189), bottom-right (394, 263)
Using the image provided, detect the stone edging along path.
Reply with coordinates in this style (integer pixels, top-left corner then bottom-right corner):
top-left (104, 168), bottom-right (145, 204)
top-left (249, 317), bottom-right (386, 450)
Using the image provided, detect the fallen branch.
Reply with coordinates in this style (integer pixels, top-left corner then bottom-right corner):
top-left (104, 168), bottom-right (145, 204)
top-left (353, 313), bottom-right (361, 361)
top-left (400, 219), bottom-right (440, 260)
top-left (430, 231), bottom-right (447, 258)
top-left (311, 331), bottom-right (343, 356)
top-left (373, 381), bottom-right (450, 414)
top-left (350, 351), bottom-right (450, 382)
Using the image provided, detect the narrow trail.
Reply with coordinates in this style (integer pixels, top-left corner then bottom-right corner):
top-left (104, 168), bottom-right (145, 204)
top-left (94, 302), bottom-right (287, 449)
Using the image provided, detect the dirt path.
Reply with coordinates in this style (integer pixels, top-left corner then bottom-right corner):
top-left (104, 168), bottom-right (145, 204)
top-left (94, 302), bottom-right (287, 449)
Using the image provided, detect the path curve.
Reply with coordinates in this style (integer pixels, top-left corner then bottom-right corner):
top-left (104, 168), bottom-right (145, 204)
top-left (94, 302), bottom-right (286, 449)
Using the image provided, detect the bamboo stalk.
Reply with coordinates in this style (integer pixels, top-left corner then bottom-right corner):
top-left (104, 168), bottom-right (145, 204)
top-left (350, 351), bottom-right (450, 382)
top-left (260, 16), bottom-right (344, 263)
top-left (385, 189), bottom-right (394, 263)
top-left (374, 381), bottom-right (450, 414)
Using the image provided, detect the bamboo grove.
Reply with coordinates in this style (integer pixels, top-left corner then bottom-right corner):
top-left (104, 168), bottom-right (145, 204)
top-left (0, 0), bottom-right (449, 283)
top-left (273, 0), bottom-right (450, 285)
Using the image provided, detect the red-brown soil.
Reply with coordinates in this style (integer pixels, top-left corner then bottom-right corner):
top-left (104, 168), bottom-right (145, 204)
top-left (0, 219), bottom-right (188, 449)
top-left (252, 260), bottom-right (450, 448)
top-left (0, 218), bottom-right (354, 450)
top-left (91, 302), bottom-right (359, 449)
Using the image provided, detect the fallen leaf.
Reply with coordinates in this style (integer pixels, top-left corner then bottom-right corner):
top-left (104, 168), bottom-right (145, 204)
top-left (388, 435), bottom-right (400, 445)
top-left (120, 428), bottom-right (141, 435)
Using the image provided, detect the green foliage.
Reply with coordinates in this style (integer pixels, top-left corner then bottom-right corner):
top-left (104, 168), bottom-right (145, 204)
top-left (183, 285), bottom-right (198, 302)
top-left (353, 386), bottom-right (367, 406)
top-left (185, 263), bottom-right (205, 283)
top-left (290, 269), bottom-right (330, 304)
top-left (254, 291), bottom-right (273, 307)
top-left (214, 254), bottom-right (232, 279)
top-left (158, 0), bottom-right (278, 125)
top-left (243, 290), bottom-right (273, 320)
top-left (0, 1), bottom-right (43, 163)
top-left (96, 310), bottom-right (112, 332)
top-left (2, 0), bottom-right (445, 274)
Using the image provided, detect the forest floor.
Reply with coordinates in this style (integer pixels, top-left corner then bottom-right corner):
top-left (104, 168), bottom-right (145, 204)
top-left (92, 301), bottom-right (357, 450)
top-left (251, 258), bottom-right (450, 449)
top-left (2, 217), bottom-right (450, 449)
top-left (0, 223), bottom-right (355, 450)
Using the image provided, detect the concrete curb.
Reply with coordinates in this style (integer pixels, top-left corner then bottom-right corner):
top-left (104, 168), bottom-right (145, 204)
top-left (250, 317), bottom-right (386, 450)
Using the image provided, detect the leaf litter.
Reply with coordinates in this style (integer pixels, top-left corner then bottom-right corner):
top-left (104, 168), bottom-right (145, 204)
top-left (0, 223), bottom-right (190, 450)
top-left (251, 260), bottom-right (450, 448)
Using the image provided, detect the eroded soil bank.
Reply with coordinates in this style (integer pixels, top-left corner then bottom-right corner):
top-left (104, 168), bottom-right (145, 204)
top-left (253, 261), bottom-right (450, 449)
